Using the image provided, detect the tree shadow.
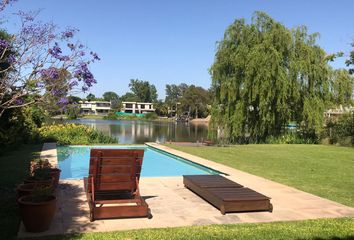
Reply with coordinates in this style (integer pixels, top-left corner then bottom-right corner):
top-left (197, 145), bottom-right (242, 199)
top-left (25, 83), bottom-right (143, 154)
top-left (56, 181), bottom-right (100, 234)
top-left (297, 237), bottom-right (354, 240)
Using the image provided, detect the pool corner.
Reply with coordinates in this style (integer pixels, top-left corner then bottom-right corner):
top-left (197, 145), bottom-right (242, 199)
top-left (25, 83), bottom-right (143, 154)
top-left (41, 142), bottom-right (58, 167)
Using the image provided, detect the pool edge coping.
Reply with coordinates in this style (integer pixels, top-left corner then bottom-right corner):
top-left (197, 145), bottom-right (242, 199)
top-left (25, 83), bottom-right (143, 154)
top-left (145, 142), bottom-right (241, 176)
top-left (144, 143), bottom-right (227, 176)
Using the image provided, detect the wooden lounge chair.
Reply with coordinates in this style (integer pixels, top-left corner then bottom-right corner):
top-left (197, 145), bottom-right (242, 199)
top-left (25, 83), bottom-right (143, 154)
top-left (202, 140), bottom-right (215, 146)
top-left (84, 149), bottom-right (152, 221)
top-left (183, 175), bottom-right (273, 214)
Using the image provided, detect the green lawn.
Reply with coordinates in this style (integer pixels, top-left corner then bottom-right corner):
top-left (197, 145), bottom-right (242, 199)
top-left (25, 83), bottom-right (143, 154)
top-left (44, 218), bottom-right (354, 240)
top-left (167, 144), bottom-right (354, 207)
top-left (0, 144), bottom-right (42, 239)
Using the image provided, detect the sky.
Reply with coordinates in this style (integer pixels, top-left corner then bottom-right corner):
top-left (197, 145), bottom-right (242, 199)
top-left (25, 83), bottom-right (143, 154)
top-left (2, 0), bottom-right (354, 99)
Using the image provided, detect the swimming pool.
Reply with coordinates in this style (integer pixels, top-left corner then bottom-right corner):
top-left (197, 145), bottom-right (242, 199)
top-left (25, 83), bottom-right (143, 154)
top-left (57, 145), bottom-right (222, 179)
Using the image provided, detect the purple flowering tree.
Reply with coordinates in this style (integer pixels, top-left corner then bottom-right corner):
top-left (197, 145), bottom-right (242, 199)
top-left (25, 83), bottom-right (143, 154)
top-left (0, 0), bottom-right (16, 11)
top-left (0, 1), bottom-right (100, 118)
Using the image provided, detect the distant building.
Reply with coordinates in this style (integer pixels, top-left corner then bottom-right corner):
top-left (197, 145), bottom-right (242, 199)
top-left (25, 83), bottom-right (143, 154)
top-left (167, 102), bottom-right (181, 117)
top-left (79, 101), bottom-right (111, 115)
top-left (122, 102), bottom-right (155, 114)
top-left (324, 105), bottom-right (354, 120)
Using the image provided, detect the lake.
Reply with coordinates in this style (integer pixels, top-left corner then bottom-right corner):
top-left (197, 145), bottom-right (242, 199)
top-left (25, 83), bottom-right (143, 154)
top-left (68, 119), bottom-right (209, 144)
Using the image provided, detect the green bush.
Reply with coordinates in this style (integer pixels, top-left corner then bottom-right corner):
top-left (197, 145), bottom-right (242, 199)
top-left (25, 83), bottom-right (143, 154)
top-left (0, 106), bottom-right (45, 149)
top-left (144, 112), bottom-right (158, 120)
top-left (65, 104), bottom-right (81, 120)
top-left (112, 112), bottom-right (158, 121)
top-left (265, 132), bottom-right (317, 144)
top-left (103, 112), bottom-right (118, 120)
top-left (322, 113), bottom-right (354, 146)
top-left (38, 124), bottom-right (117, 145)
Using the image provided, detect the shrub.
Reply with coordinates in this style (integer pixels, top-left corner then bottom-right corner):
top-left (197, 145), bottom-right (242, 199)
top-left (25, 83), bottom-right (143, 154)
top-left (30, 159), bottom-right (52, 176)
top-left (265, 132), bottom-right (318, 144)
top-left (103, 112), bottom-right (118, 120)
top-left (0, 106), bottom-right (45, 149)
top-left (144, 112), bottom-right (158, 120)
top-left (38, 124), bottom-right (117, 145)
top-left (65, 104), bottom-right (81, 120)
top-left (322, 113), bottom-right (354, 146)
top-left (31, 168), bottom-right (52, 181)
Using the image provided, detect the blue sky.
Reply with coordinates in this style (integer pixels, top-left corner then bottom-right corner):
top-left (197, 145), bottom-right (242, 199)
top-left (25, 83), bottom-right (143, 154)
top-left (2, 0), bottom-right (354, 99)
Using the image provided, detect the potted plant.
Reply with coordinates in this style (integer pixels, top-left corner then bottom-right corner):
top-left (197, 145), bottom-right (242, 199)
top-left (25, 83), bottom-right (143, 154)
top-left (24, 167), bottom-right (54, 187)
top-left (16, 182), bottom-right (51, 199)
top-left (28, 159), bottom-right (61, 188)
top-left (18, 186), bottom-right (57, 232)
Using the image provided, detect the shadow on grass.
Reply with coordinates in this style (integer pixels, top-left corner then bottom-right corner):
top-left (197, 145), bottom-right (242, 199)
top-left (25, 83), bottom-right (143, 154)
top-left (24, 231), bottom-right (354, 240)
top-left (0, 144), bottom-right (42, 239)
top-left (298, 237), bottom-right (354, 240)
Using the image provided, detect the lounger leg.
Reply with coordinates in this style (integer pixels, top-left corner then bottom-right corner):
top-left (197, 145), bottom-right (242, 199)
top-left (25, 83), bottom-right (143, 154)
top-left (220, 205), bottom-right (226, 215)
top-left (269, 203), bottom-right (273, 212)
top-left (90, 211), bottom-right (94, 222)
top-left (147, 208), bottom-right (153, 219)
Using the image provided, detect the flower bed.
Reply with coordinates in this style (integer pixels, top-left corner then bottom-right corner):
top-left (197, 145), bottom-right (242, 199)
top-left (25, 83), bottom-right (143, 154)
top-left (38, 124), bottom-right (117, 145)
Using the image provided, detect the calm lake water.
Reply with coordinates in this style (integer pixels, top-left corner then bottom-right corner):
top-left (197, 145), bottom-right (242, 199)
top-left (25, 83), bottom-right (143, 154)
top-left (68, 119), bottom-right (209, 144)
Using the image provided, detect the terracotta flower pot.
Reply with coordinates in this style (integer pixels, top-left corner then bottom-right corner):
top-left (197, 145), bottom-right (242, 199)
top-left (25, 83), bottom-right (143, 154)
top-left (18, 195), bottom-right (57, 233)
top-left (16, 183), bottom-right (53, 198)
top-left (49, 168), bottom-right (61, 189)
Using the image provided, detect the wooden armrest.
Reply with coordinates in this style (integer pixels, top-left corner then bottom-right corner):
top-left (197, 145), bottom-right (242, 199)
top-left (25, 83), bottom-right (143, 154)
top-left (91, 176), bottom-right (95, 202)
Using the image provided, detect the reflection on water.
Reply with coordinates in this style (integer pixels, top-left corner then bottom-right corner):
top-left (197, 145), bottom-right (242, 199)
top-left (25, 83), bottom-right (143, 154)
top-left (68, 119), bottom-right (209, 144)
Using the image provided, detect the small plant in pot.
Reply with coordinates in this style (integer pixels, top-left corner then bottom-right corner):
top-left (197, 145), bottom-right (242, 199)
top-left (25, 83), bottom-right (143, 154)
top-left (16, 182), bottom-right (52, 199)
top-left (24, 167), bottom-right (54, 187)
top-left (18, 186), bottom-right (57, 232)
top-left (30, 159), bottom-right (61, 188)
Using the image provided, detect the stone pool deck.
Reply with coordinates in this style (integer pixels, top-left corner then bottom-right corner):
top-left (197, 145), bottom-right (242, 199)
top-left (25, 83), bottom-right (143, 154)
top-left (18, 143), bottom-right (354, 238)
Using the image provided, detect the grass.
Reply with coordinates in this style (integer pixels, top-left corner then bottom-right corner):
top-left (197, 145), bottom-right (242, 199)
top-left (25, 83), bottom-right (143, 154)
top-left (0, 144), bottom-right (42, 239)
top-left (167, 144), bottom-right (354, 207)
top-left (43, 218), bottom-right (354, 240)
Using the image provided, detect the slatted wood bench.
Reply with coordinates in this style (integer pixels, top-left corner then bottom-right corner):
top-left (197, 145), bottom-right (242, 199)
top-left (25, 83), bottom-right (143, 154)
top-left (183, 175), bottom-right (273, 214)
top-left (202, 140), bottom-right (215, 146)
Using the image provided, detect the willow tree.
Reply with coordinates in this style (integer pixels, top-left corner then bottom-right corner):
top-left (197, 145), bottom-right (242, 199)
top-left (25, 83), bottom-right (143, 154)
top-left (210, 12), bottom-right (331, 143)
top-left (330, 69), bottom-right (353, 106)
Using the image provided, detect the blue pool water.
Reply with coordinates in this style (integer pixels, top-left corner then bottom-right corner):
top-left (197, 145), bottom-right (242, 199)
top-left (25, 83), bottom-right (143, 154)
top-left (57, 145), bottom-right (221, 179)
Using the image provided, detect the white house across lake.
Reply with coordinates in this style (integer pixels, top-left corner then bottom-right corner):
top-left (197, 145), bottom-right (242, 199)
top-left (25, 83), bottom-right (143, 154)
top-left (122, 102), bottom-right (155, 114)
top-left (79, 101), bottom-right (111, 115)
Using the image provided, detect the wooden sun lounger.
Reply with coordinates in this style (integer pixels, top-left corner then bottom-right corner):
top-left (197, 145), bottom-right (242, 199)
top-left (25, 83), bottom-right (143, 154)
top-left (202, 140), bottom-right (215, 146)
top-left (84, 149), bottom-right (152, 221)
top-left (183, 175), bottom-right (273, 214)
